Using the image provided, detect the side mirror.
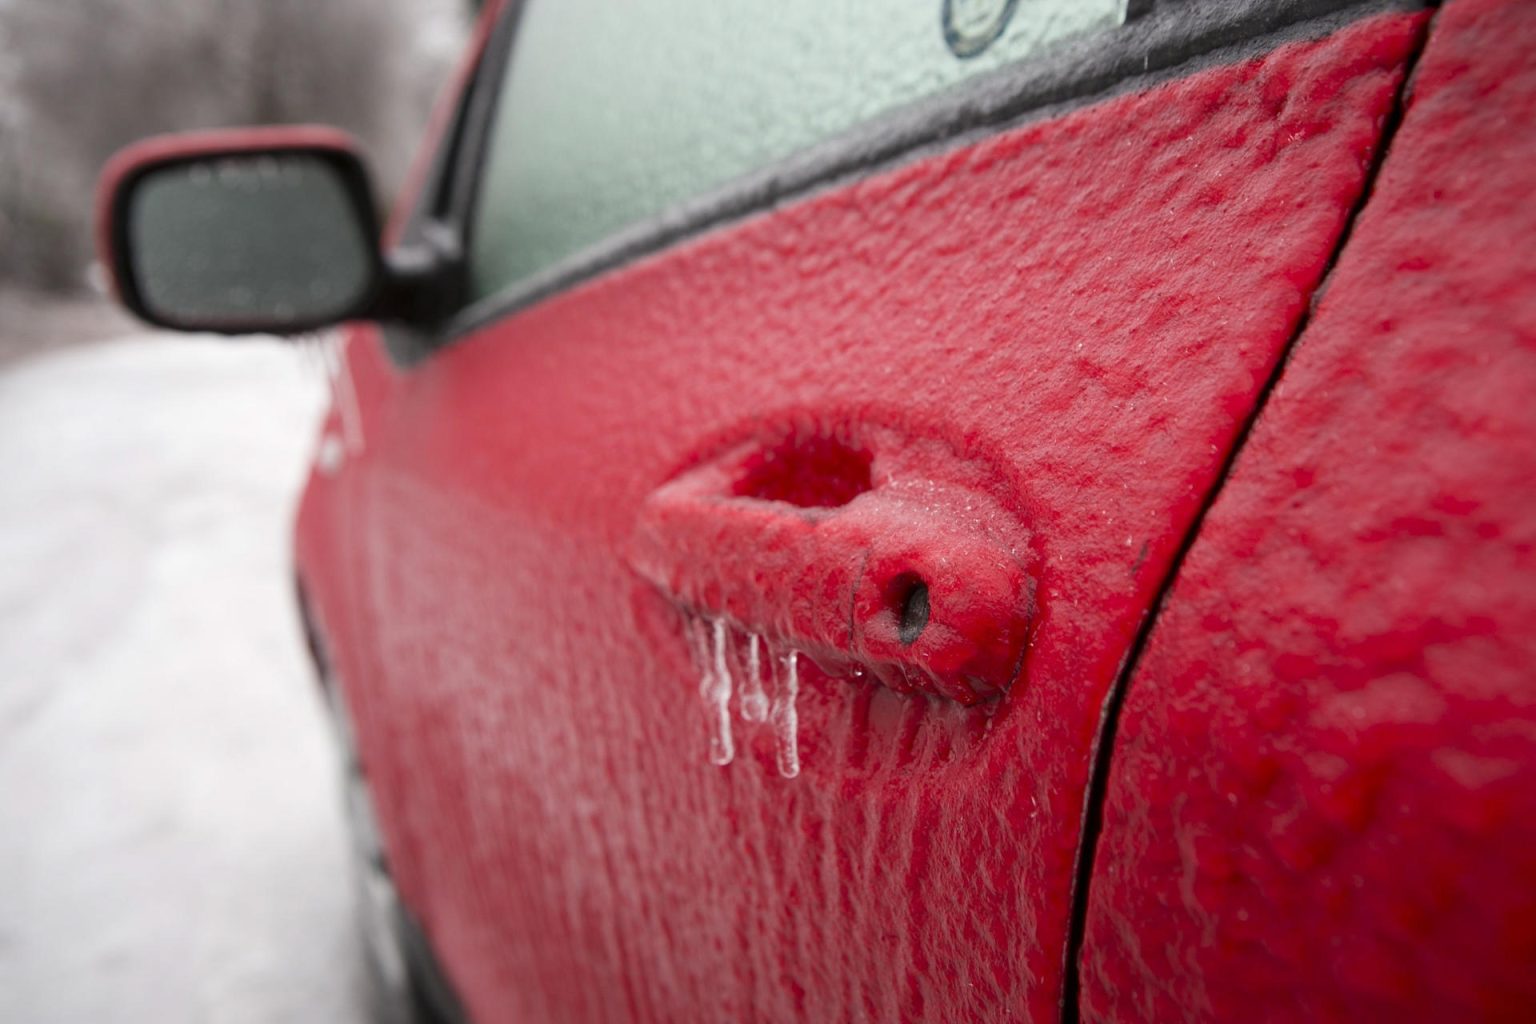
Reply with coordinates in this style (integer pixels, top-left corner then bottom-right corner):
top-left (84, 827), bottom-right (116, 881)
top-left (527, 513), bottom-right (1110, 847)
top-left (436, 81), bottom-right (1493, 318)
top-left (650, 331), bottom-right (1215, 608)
top-left (98, 127), bottom-right (385, 335)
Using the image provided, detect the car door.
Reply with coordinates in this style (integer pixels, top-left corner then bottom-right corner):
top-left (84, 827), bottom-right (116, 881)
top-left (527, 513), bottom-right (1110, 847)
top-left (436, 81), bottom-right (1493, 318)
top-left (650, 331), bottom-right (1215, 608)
top-left (311, 1), bottom-right (1430, 1020)
top-left (1079, 0), bottom-right (1536, 1019)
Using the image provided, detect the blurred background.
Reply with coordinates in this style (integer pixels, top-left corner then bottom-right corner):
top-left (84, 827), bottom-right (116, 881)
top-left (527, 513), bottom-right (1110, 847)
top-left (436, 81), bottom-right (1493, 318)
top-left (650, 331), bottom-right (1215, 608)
top-left (0, 2), bottom-right (472, 1020)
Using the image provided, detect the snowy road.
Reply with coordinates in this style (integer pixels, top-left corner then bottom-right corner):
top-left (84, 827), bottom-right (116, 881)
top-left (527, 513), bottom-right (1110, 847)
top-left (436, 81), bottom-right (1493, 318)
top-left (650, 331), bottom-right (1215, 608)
top-left (0, 338), bottom-right (370, 1022)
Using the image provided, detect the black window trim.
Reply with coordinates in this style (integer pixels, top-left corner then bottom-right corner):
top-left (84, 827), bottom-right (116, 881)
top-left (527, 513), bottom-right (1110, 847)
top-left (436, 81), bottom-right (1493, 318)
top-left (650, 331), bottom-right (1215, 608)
top-left (381, 1), bottom-right (524, 363)
top-left (386, 0), bottom-right (1424, 367)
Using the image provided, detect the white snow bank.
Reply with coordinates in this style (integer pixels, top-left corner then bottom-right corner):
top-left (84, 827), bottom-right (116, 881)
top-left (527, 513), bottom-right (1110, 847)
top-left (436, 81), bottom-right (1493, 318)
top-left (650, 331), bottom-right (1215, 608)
top-left (0, 337), bottom-right (367, 1022)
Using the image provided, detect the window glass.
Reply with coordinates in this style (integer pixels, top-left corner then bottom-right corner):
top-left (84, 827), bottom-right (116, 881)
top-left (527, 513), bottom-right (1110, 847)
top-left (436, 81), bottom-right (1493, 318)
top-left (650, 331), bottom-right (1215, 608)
top-left (470, 0), bottom-right (1127, 301)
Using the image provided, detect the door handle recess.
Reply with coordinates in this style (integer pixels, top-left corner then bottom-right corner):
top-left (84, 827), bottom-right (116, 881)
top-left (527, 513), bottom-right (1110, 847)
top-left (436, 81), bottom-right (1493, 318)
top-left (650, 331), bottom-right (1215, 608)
top-left (630, 426), bottom-right (1036, 709)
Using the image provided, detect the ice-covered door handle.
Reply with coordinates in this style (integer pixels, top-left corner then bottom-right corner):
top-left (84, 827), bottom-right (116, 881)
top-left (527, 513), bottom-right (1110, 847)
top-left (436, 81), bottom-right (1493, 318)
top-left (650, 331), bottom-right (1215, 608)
top-left (629, 424), bottom-right (1037, 711)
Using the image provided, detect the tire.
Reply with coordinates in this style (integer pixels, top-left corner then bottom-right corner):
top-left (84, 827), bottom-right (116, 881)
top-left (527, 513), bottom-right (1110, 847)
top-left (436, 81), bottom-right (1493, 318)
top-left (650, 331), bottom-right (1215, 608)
top-left (331, 686), bottom-right (467, 1024)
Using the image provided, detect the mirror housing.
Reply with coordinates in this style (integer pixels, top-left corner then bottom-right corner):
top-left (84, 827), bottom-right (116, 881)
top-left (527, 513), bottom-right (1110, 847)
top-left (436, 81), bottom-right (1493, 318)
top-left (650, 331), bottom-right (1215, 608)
top-left (98, 127), bottom-right (397, 335)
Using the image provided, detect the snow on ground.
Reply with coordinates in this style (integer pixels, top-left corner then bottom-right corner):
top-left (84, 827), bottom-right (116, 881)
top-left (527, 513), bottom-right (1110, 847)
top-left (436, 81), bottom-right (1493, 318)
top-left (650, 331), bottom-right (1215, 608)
top-left (0, 337), bottom-right (370, 1023)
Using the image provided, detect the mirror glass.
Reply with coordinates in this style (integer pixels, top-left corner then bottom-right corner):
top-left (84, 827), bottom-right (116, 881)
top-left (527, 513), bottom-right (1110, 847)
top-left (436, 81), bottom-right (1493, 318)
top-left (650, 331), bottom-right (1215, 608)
top-left (127, 153), bottom-right (375, 330)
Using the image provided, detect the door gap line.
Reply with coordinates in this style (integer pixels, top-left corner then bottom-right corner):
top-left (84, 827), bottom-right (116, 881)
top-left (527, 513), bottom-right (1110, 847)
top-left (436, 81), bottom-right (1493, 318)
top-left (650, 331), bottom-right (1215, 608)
top-left (1058, 9), bottom-right (1439, 1021)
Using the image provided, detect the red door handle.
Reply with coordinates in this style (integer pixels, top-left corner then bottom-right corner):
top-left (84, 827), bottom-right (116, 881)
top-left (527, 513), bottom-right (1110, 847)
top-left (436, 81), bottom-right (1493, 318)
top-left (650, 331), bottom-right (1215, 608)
top-left (630, 422), bottom-right (1037, 739)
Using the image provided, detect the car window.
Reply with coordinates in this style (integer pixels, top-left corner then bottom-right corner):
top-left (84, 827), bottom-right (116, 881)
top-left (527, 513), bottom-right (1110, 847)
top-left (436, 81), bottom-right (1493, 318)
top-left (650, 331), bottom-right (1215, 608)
top-left (468, 0), bottom-right (1126, 303)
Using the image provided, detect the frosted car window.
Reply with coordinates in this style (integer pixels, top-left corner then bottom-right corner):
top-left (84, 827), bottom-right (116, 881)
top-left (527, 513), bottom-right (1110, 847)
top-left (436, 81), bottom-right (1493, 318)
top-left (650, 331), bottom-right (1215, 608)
top-left (469, 0), bottom-right (1127, 302)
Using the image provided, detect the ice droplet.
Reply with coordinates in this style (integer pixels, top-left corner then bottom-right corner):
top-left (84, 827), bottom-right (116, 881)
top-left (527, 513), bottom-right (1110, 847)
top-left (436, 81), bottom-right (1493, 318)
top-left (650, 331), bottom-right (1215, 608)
top-left (706, 619), bottom-right (735, 766)
top-left (740, 633), bottom-right (769, 723)
top-left (772, 650), bottom-right (801, 779)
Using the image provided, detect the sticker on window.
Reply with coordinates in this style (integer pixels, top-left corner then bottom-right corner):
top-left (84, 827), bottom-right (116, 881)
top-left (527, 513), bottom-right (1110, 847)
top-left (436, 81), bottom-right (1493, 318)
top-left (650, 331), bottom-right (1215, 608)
top-left (944, 0), bottom-right (1019, 58)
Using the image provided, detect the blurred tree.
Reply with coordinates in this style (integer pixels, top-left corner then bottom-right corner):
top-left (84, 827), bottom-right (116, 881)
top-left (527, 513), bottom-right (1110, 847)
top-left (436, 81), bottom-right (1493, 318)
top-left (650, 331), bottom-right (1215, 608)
top-left (0, 0), bottom-right (468, 292)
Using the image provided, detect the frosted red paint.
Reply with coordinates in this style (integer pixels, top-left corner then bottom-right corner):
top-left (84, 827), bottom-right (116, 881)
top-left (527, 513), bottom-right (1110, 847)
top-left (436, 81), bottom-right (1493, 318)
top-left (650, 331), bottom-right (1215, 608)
top-left (295, 14), bottom-right (1422, 1023)
top-left (1080, 0), bottom-right (1536, 1020)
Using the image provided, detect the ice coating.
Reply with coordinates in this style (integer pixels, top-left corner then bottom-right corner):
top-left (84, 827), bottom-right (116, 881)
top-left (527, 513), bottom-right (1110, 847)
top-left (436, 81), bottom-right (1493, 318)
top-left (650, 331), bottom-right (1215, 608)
top-left (683, 615), bottom-right (801, 778)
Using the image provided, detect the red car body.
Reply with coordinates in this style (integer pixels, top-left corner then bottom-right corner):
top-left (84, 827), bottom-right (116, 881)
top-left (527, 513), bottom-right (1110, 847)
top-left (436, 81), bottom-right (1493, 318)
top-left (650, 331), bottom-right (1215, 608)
top-left (104, 0), bottom-right (1536, 1019)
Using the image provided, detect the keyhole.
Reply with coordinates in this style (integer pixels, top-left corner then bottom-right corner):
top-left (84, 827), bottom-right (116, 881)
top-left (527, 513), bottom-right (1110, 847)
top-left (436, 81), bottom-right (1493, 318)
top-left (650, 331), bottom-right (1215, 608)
top-left (898, 581), bottom-right (930, 646)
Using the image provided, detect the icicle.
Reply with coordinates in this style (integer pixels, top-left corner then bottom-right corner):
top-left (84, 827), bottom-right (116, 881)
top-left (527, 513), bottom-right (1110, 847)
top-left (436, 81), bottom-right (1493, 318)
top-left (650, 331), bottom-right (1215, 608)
top-left (685, 615), bottom-right (734, 767)
top-left (316, 433), bottom-right (345, 476)
top-left (319, 333), bottom-right (365, 455)
top-left (683, 617), bottom-right (800, 777)
top-left (740, 633), bottom-right (769, 723)
top-left (706, 619), bottom-right (735, 766)
top-left (771, 650), bottom-right (801, 779)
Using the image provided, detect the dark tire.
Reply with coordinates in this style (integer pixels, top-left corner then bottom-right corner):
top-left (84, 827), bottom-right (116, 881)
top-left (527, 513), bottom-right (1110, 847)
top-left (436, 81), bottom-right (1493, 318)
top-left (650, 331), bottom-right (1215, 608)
top-left (332, 689), bottom-right (467, 1024)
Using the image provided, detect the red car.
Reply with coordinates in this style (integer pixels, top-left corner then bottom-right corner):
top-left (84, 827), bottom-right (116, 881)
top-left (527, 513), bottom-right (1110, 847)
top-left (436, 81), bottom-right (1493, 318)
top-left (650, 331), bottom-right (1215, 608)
top-left (97, 0), bottom-right (1535, 1020)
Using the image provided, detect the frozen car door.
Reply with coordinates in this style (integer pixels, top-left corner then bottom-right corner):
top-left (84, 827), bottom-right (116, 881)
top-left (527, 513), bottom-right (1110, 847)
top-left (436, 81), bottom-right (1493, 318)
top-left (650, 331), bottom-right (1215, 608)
top-left (327, 1), bottom-right (1430, 1020)
top-left (1079, 0), bottom-right (1536, 1019)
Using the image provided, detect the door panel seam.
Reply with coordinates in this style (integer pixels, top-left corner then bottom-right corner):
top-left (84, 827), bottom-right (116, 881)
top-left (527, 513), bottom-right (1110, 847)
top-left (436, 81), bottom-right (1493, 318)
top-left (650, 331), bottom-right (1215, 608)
top-left (1057, 7), bottom-right (1440, 1021)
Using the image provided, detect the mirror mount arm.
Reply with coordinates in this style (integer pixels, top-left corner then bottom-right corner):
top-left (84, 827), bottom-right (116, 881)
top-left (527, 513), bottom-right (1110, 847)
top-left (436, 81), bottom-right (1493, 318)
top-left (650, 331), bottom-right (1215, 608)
top-left (374, 223), bottom-right (467, 328)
